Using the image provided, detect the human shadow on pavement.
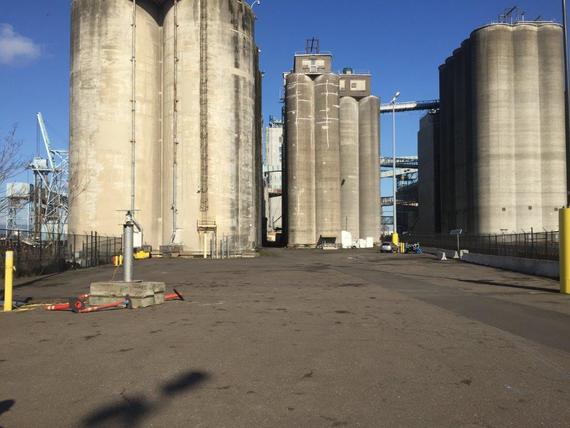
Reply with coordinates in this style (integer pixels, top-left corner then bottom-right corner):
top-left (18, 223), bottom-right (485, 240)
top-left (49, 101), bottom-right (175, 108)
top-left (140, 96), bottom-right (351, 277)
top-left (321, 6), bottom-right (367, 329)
top-left (82, 370), bottom-right (210, 427)
top-left (0, 399), bottom-right (15, 416)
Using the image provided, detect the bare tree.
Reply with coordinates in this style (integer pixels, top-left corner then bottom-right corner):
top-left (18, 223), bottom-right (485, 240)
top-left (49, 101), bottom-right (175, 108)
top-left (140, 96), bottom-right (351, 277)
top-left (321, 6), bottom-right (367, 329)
top-left (0, 125), bottom-right (26, 184)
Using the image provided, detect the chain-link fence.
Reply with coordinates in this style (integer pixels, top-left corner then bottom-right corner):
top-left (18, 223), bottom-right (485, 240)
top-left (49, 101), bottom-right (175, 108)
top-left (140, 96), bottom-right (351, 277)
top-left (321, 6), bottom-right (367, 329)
top-left (406, 231), bottom-right (559, 261)
top-left (0, 230), bottom-right (122, 277)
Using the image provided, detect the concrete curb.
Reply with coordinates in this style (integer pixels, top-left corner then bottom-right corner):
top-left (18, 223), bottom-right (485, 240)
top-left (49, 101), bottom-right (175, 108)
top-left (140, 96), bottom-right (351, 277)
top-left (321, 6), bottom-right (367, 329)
top-left (423, 247), bottom-right (559, 279)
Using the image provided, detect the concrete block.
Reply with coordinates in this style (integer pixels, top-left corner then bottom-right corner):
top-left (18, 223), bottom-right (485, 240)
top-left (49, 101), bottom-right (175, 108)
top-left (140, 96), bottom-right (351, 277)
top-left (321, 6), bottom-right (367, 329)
top-left (89, 281), bottom-right (166, 309)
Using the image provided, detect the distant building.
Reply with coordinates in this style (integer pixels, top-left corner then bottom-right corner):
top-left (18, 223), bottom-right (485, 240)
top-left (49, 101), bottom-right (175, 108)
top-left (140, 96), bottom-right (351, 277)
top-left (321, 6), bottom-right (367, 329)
top-left (264, 118), bottom-right (283, 240)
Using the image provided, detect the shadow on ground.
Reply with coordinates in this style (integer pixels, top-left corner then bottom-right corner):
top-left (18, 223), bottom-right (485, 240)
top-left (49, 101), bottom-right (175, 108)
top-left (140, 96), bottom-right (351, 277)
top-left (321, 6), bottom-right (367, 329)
top-left (82, 370), bottom-right (209, 427)
top-left (0, 399), bottom-right (15, 417)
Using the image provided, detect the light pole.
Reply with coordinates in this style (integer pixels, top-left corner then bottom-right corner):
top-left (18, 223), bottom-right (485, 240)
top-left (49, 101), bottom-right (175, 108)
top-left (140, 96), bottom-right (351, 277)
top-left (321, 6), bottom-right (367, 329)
top-left (391, 91), bottom-right (400, 237)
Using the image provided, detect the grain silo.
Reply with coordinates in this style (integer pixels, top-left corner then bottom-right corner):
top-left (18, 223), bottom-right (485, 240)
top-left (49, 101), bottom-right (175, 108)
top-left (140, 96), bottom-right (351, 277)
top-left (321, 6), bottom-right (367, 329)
top-left (314, 74), bottom-right (341, 241)
top-left (435, 21), bottom-right (566, 234)
top-left (285, 73), bottom-right (316, 246)
top-left (417, 112), bottom-right (440, 234)
top-left (284, 52), bottom-right (380, 247)
top-left (339, 97), bottom-right (360, 238)
top-left (69, 0), bottom-right (261, 255)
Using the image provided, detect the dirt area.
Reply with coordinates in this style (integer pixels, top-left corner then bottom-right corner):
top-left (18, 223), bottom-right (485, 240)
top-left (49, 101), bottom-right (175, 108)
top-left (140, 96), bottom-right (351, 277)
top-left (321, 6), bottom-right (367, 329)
top-left (1, 249), bottom-right (569, 427)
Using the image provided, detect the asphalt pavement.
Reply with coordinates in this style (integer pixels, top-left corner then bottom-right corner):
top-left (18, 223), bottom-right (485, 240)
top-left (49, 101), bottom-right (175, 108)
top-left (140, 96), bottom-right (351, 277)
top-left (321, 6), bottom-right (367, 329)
top-left (1, 249), bottom-right (569, 427)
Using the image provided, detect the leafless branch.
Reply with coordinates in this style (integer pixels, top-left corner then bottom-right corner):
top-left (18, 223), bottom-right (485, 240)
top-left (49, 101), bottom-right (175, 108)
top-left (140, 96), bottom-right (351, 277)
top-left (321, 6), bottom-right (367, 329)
top-left (0, 125), bottom-right (27, 184)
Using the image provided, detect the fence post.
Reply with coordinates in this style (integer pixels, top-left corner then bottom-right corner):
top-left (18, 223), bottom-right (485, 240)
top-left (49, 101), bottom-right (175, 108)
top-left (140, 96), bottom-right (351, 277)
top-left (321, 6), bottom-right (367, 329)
top-left (39, 231), bottom-right (43, 271)
top-left (530, 227), bottom-right (535, 259)
top-left (95, 232), bottom-right (99, 266)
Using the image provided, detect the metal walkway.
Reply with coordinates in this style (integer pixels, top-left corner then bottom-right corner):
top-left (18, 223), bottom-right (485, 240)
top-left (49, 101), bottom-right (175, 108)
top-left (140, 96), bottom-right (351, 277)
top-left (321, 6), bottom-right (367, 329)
top-left (380, 99), bottom-right (439, 114)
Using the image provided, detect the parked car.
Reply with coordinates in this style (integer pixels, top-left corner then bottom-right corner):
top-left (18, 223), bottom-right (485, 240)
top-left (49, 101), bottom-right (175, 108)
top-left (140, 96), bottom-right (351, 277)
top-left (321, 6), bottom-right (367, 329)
top-left (380, 242), bottom-right (394, 253)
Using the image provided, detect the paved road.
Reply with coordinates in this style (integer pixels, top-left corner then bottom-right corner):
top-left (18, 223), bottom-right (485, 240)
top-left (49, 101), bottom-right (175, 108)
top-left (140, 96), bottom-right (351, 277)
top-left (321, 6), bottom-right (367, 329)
top-left (1, 249), bottom-right (569, 427)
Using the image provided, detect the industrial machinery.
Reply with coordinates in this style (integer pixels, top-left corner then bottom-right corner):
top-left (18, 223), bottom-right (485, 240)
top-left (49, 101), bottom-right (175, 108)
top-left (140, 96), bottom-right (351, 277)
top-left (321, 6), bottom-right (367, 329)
top-left (29, 112), bottom-right (69, 240)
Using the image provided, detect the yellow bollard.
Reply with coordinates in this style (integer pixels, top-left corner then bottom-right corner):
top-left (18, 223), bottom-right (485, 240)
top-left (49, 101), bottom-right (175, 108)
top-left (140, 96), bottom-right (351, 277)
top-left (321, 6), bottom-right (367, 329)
top-left (560, 208), bottom-right (570, 294)
top-left (3, 251), bottom-right (14, 312)
top-left (392, 232), bottom-right (399, 247)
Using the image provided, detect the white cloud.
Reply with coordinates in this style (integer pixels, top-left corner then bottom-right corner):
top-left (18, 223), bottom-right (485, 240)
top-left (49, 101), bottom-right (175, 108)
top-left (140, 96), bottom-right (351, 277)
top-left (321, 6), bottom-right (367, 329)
top-left (0, 24), bottom-right (41, 65)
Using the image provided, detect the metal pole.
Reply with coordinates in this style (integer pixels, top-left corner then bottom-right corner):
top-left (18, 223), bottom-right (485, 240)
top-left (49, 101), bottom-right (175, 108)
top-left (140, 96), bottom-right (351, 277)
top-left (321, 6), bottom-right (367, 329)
top-left (131, 0), bottom-right (137, 213)
top-left (172, 0), bottom-right (179, 241)
top-left (392, 102), bottom-right (397, 235)
top-left (564, 0), bottom-right (570, 206)
top-left (124, 212), bottom-right (134, 282)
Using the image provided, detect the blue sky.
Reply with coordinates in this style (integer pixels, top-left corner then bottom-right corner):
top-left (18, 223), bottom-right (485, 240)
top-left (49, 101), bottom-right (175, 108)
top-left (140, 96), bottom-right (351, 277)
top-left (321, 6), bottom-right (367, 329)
top-left (0, 0), bottom-right (565, 194)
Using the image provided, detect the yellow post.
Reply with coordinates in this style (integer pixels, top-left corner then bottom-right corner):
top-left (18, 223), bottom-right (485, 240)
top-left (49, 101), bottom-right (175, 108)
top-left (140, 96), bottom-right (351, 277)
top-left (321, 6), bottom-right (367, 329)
top-left (392, 232), bottom-right (399, 247)
top-left (560, 208), bottom-right (570, 294)
top-left (3, 251), bottom-right (14, 312)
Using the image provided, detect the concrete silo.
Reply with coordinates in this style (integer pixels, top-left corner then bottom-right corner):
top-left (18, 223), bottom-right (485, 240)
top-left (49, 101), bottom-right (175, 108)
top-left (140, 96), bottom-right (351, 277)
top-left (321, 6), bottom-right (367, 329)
top-left (285, 73), bottom-right (316, 246)
top-left (314, 74), bottom-right (341, 241)
top-left (417, 112), bottom-right (440, 234)
top-left (70, 0), bottom-right (162, 247)
top-left (513, 25), bottom-right (542, 231)
top-left (70, 0), bottom-right (261, 255)
top-left (284, 53), bottom-right (380, 247)
top-left (339, 97), bottom-right (360, 239)
top-left (358, 96), bottom-right (380, 241)
top-left (538, 25), bottom-right (567, 231)
top-left (436, 22), bottom-right (566, 235)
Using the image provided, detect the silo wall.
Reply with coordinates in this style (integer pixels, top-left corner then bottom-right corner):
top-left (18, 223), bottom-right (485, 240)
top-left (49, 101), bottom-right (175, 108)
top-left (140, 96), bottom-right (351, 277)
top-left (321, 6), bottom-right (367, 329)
top-left (538, 25), bottom-right (567, 231)
top-left (286, 73), bottom-right (316, 246)
top-left (163, 0), bottom-right (257, 252)
top-left (69, 0), bottom-right (162, 246)
top-left (314, 74), bottom-right (341, 241)
top-left (513, 25), bottom-right (542, 231)
top-left (417, 113), bottom-right (439, 234)
top-left (437, 22), bottom-right (565, 235)
top-left (339, 97), bottom-right (360, 239)
top-left (71, 0), bottom-right (260, 254)
top-left (359, 96), bottom-right (381, 241)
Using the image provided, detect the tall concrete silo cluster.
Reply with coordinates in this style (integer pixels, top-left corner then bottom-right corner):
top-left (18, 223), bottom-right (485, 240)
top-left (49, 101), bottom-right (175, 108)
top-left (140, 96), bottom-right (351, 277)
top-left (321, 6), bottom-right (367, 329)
top-left (418, 22), bottom-right (567, 235)
top-left (285, 54), bottom-right (380, 247)
top-left (69, 0), bottom-right (262, 255)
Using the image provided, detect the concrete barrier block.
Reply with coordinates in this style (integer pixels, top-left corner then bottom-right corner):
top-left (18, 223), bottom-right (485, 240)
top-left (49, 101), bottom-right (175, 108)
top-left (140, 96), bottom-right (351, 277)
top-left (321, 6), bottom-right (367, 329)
top-left (462, 253), bottom-right (559, 279)
top-left (89, 281), bottom-right (166, 308)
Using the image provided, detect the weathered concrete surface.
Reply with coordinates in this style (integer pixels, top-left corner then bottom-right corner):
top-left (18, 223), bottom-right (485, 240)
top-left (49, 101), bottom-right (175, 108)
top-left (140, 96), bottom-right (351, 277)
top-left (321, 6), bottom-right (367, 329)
top-left (1, 250), bottom-right (569, 427)
top-left (462, 252), bottom-right (559, 279)
top-left (89, 281), bottom-right (166, 307)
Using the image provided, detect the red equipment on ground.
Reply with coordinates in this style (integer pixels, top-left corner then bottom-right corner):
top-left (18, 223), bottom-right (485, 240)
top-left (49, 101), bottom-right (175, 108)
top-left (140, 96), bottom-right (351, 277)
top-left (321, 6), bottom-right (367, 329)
top-left (45, 289), bottom-right (185, 313)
